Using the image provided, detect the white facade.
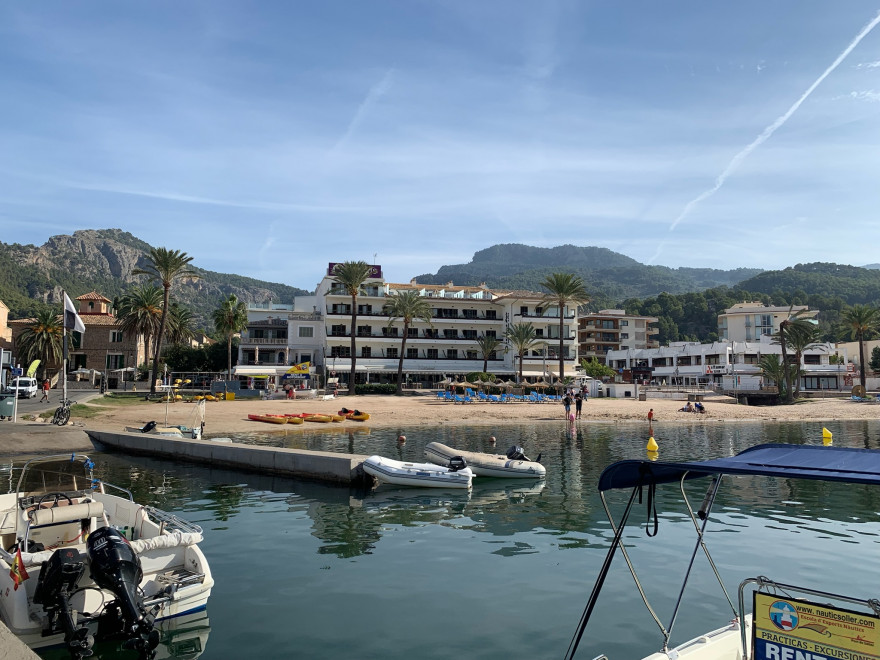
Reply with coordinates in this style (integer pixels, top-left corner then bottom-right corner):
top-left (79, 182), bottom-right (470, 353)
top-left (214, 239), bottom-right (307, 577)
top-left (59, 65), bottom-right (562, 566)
top-left (606, 336), bottom-right (848, 392)
top-left (237, 264), bottom-right (580, 386)
top-left (718, 302), bottom-right (818, 342)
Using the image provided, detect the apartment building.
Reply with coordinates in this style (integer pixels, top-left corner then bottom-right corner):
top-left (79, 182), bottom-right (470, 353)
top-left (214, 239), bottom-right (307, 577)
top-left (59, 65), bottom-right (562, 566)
top-left (578, 309), bottom-right (659, 364)
top-left (237, 263), bottom-right (580, 387)
top-left (718, 302), bottom-right (817, 342)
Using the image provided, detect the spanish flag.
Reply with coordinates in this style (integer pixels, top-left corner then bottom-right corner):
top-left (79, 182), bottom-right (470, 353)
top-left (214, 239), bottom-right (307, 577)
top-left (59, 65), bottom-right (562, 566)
top-left (9, 547), bottom-right (29, 590)
top-left (286, 361), bottom-right (310, 375)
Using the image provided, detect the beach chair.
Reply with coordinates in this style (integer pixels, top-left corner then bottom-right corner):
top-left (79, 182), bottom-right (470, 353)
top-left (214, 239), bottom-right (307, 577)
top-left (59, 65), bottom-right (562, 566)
top-left (436, 391), bottom-right (445, 399)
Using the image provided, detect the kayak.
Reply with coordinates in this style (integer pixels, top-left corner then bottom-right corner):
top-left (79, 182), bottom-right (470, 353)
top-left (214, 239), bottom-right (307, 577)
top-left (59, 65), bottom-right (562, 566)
top-left (247, 414), bottom-right (289, 425)
top-left (280, 415), bottom-right (305, 425)
top-left (338, 408), bottom-right (370, 421)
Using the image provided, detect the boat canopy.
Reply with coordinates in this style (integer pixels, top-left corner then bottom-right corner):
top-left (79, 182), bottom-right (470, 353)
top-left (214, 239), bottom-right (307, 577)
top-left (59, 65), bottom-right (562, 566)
top-left (598, 443), bottom-right (880, 492)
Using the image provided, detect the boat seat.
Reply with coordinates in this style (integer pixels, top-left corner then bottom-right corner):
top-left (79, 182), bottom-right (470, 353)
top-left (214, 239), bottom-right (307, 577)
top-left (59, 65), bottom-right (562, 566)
top-left (29, 501), bottom-right (105, 527)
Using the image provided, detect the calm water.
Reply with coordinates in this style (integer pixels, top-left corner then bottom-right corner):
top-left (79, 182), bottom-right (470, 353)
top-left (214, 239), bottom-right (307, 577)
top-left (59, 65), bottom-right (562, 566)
top-left (16, 419), bottom-right (880, 659)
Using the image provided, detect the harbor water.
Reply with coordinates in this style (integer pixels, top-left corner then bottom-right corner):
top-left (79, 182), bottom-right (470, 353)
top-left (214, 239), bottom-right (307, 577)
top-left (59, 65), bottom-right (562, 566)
top-left (17, 419), bottom-right (880, 659)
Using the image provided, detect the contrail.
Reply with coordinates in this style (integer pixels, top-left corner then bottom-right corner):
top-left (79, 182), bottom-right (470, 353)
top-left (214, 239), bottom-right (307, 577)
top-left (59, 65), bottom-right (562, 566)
top-left (669, 10), bottom-right (880, 231)
top-left (331, 68), bottom-right (395, 154)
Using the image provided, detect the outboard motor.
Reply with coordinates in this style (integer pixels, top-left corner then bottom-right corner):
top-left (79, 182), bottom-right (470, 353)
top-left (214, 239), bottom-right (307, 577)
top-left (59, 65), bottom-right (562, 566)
top-left (447, 456), bottom-right (468, 472)
top-left (140, 421), bottom-right (157, 434)
top-left (506, 445), bottom-right (531, 462)
top-left (87, 527), bottom-right (159, 655)
top-left (34, 548), bottom-right (94, 658)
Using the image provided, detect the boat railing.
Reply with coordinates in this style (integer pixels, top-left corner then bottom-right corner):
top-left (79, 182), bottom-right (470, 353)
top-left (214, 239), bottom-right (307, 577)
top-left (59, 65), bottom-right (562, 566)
top-left (96, 480), bottom-right (135, 501)
top-left (143, 505), bottom-right (203, 536)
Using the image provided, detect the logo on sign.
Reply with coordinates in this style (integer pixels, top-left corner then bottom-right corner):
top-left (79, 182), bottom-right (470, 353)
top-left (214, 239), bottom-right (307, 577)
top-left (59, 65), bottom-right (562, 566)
top-left (769, 600), bottom-right (799, 631)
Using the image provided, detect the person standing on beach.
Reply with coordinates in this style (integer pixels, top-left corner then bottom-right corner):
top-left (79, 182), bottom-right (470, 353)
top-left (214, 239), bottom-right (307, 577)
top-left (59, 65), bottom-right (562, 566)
top-left (574, 392), bottom-right (583, 419)
top-left (647, 408), bottom-right (654, 422)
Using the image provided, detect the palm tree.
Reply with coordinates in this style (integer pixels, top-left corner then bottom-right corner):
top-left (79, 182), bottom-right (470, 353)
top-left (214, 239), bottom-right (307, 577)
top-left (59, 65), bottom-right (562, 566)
top-left (773, 307), bottom-right (813, 404)
top-left (116, 283), bottom-right (164, 382)
top-left (133, 247), bottom-right (200, 393)
top-left (541, 273), bottom-right (589, 382)
top-left (505, 322), bottom-right (538, 383)
top-left (785, 321), bottom-right (823, 397)
top-left (383, 290), bottom-right (433, 394)
top-left (16, 308), bottom-right (63, 377)
top-left (842, 304), bottom-right (880, 390)
top-left (476, 335), bottom-right (503, 374)
top-left (166, 302), bottom-right (196, 347)
top-left (331, 261), bottom-right (374, 396)
top-left (758, 354), bottom-right (788, 397)
top-left (212, 294), bottom-right (249, 380)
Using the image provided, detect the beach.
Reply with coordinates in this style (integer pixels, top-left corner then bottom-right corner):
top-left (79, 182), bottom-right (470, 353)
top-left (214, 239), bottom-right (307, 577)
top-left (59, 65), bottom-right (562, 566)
top-left (74, 392), bottom-right (879, 435)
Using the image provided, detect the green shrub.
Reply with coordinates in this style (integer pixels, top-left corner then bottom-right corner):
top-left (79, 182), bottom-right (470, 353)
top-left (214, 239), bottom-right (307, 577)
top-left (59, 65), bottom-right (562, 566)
top-left (354, 383), bottom-right (397, 395)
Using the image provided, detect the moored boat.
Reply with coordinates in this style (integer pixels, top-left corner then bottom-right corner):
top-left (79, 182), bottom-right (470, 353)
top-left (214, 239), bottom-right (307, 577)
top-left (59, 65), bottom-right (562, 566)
top-left (425, 442), bottom-right (545, 478)
top-left (564, 443), bottom-right (880, 660)
top-left (0, 454), bottom-right (213, 657)
top-left (124, 420), bottom-right (193, 437)
top-left (363, 455), bottom-right (474, 489)
top-left (247, 413), bottom-right (289, 424)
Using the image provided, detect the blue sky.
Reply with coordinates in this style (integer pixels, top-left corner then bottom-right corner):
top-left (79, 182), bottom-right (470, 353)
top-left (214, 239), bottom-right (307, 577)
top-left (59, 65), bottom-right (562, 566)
top-left (2, 1), bottom-right (879, 291)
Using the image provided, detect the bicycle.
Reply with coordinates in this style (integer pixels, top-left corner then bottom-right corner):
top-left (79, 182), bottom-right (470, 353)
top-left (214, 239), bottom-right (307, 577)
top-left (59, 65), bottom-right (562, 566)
top-left (52, 398), bottom-right (72, 426)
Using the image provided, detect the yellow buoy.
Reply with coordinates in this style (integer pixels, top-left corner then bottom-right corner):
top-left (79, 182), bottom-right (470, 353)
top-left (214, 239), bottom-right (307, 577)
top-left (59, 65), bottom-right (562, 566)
top-left (647, 436), bottom-right (659, 452)
top-left (822, 427), bottom-right (832, 445)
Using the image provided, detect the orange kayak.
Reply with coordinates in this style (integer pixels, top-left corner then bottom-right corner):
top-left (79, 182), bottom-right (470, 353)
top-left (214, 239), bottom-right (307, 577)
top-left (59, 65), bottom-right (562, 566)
top-left (248, 414), bottom-right (289, 425)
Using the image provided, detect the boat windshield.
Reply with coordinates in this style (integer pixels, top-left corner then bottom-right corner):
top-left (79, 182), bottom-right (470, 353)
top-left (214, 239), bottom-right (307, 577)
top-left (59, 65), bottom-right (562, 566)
top-left (11, 454), bottom-right (95, 502)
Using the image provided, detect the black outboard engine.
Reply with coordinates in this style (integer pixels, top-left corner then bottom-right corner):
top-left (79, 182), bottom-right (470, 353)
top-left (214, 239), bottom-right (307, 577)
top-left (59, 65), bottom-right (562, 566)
top-left (140, 421), bottom-right (157, 433)
top-left (447, 456), bottom-right (468, 472)
top-left (87, 527), bottom-right (159, 655)
top-left (34, 548), bottom-right (94, 658)
top-left (506, 445), bottom-right (531, 462)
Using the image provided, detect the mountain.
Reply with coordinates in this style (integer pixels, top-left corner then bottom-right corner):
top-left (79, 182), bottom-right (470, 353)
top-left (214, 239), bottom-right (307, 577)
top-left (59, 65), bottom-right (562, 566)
top-left (0, 229), bottom-right (309, 329)
top-left (735, 262), bottom-right (880, 306)
top-left (413, 244), bottom-right (763, 307)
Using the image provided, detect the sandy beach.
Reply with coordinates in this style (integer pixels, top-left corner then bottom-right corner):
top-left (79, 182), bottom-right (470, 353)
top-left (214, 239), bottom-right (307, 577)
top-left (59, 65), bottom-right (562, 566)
top-left (75, 392), bottom-right (879, 435)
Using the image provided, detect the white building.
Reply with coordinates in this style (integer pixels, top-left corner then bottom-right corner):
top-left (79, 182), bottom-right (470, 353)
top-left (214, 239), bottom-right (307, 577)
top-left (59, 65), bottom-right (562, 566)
top-left (236, 263), bottom-right (580, 388)
top-left (718, 302), bottom-right (818, 342)
top-left (606, 336), bottom-right (848, 392)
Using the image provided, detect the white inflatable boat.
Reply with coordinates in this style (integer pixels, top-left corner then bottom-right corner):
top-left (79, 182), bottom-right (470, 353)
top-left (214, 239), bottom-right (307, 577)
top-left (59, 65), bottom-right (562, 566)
top-left (425, 442), bottom-right (545, 478)
top-left (363, 455), bottom-right (474, 489)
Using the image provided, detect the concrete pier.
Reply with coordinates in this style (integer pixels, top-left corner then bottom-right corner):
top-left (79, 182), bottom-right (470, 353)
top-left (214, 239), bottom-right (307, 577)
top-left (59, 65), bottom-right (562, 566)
top-left (86, 430), bottom-right (373, 485)
top-left (0, 621), bottom-right (40, 660)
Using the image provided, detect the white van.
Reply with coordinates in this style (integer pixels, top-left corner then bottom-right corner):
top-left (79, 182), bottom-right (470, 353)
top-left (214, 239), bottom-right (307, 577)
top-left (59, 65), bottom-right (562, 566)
top-left (6, 377), bottom-right (38, 399)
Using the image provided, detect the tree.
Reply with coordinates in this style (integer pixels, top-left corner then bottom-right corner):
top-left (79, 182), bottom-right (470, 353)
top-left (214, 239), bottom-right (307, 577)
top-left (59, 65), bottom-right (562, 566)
top-left (773, 307), bottom-right (814, 404)
top-left (331, 261), bottom-right (374, 395)
top-left (541, 273), bottom-right (589, 382)
top-left (116, 284), bottom-right (164, 372)
top-left (784, 321), bottom-right (823, 397)
top-left (759, 354), bottom-right (788, 396)
top-left (166, 302), bottom-right (196, 347)
top-left (870, 346), bottom-right (880, 375)
top-left (841, 304), bottom-right (880, 389)
top-left (383, 290), bottom-right (433, 395)
top-left (132, 248), bottom-right (200, 394)
top-left (476, 335), bottom-right (504, 374)
top-left (580, 356), bottom-right (616, 381)
top-left (505, 322), bottom-right (538, 383)
top-left (16, 308), bottom-right (63, 377)
top-left (212, 294), bottom-right (249, 380)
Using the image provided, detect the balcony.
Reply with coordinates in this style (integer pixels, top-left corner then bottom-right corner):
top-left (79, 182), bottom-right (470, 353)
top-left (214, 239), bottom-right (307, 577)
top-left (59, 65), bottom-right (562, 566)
top-left (240, 337), bottom-right (288, 346)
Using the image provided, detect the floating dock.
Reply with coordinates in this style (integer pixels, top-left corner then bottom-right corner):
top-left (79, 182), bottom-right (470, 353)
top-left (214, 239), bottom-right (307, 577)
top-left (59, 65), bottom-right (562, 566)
top-left (86, 430), bottom-right (372, 485)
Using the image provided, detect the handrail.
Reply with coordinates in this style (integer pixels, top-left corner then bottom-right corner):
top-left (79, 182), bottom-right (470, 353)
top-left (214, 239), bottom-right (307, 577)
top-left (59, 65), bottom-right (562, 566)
top-left (142, 505), bottom-right (203, 536)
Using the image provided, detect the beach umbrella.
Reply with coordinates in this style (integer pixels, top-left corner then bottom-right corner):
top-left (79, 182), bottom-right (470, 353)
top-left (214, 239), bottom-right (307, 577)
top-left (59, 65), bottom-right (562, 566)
top-left (532, 379), bottom-right (548, 389)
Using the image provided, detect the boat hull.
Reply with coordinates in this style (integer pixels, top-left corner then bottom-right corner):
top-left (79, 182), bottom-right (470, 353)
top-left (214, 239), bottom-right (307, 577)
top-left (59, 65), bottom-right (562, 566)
top-left (363, 455), bottom-right (474, 489)
top-left (425, 442), bottom-right (546, 478)
top-left (642, 616), bottom-right (751, 659)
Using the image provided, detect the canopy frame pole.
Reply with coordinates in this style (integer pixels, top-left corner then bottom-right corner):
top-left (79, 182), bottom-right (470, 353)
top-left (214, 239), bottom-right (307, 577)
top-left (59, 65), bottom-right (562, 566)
top-left (564, 486), bottom-right (638, 660)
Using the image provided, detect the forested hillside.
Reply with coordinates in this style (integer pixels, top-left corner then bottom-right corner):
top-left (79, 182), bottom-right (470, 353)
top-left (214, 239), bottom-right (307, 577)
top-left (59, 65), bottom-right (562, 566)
top-left (0, 229), bottom-right (309, 329)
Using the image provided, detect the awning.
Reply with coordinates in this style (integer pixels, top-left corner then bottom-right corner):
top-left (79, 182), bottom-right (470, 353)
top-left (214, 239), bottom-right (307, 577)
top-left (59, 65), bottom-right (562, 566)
top-left (233, 366), bottom-right (289, 377)
top-left (598, 443), bottom-right (880, 492)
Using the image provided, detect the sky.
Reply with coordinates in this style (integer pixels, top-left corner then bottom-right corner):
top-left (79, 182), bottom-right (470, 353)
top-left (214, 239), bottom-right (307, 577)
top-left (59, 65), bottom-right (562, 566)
top-left (2, 1), bottom-right (880, 291)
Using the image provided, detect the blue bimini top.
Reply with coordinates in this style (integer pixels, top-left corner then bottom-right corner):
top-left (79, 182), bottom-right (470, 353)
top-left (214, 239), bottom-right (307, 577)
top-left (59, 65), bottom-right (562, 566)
top-left (597, 443), bottom-right (880, 492)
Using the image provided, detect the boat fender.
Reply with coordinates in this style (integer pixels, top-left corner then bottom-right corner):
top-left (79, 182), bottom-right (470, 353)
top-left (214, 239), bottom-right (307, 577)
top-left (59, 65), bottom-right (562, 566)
top-left (142, 420), bottom-right (157, 433)
top-left (448, 456), bottom-right (468, 472)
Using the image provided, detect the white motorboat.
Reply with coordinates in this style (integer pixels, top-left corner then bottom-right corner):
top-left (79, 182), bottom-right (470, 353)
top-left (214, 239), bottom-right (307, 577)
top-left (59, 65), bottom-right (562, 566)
top-left (565, 443), bottom-right (880, 660)
top-left (125, 419), bottom-right (203, 438)
top-left (425, 442), bottom-right (545, 478)
top-left (363, 455), bottom-right (474, 489)
top-left (0, 454), bottom-right (213, 658)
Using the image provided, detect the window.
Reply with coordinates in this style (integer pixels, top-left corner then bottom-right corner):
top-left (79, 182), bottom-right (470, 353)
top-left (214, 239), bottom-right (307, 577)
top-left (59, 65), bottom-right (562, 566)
top-left (361, 347), bottom-right (371, 357)
top-left (424, 329), bottom-right (439, 338)
top-left (331, 325), bottom-right (347, 337)
top-left (88, 302), bottom-right (94, 311)
top-left (620, 320), bottom-right (629, 326)
top-left (298, 327), bottom-right (313, 338)
top-left (299, 353), bottom-right (311, 364)
top-left (620, 333), bottom-right (629, 339)
top-left (106, 354), bottom-right (124, 369)
top-left (427, 349), bottom-right (439, 359)
top-left (357, 304), bottom-right (372, 315)
top-left (73, 354), bottom-right (87, 369)
top-left (535, 328), bottom-right (544, 337)
top-left (408, 327), bottom-right (418, 337)
top-left (462, 330), bottom-right (477, 339)
top-left (330, 346), bottom-right (351, 357)
top-left (71, 331), bottom-right (82, 349)
top-left (406, 348), bottom-right (418, 359)
top-left (357, 325), bottom-right (371, 337)
top-left (110, 331), bottom-right (123, 343)
top-left (252, 328), bottom-right (266, 339)
top-left (466, 350), bottom-right (477, 359)
top-left (443, 329), bottom-right (457, 339)
top-left (382, 327), bottom-right (399, 337)
top-left (446, 349), bottom-right (458, 359)
top-left (804, 355), bottom-right (821, 365)
top-left (463, 310), bottom-right (477, 319)
top-left (520, 306), bottom-right (528, 315)
top-left (485, 330), bottom-right (496, 338)
top-left (386, 348), bottom-right (398, 359)
top-left (485, 310), bottom-right (497, 320)
top-left (536, 307), bottom-right (543, 316)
